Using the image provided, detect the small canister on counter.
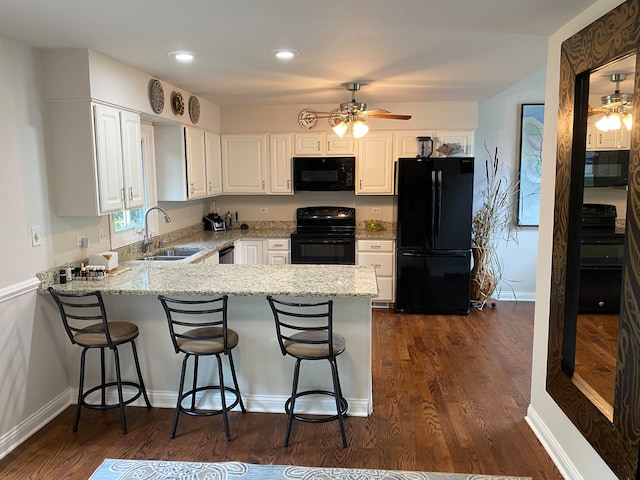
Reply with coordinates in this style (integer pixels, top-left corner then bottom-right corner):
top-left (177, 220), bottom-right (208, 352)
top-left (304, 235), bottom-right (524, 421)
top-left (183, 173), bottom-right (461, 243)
top-left (59, 269), bottom-right (67, 284)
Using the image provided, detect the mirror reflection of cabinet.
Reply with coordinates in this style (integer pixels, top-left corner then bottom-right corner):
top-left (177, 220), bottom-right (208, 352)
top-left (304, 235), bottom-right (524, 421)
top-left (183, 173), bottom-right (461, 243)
top-left (546, 1), bottom-right (640, 478)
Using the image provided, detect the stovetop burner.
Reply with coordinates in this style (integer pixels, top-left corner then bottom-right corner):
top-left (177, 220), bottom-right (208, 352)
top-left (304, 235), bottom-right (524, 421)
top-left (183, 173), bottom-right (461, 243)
top-left (293, 206), bottom-right (356, 236)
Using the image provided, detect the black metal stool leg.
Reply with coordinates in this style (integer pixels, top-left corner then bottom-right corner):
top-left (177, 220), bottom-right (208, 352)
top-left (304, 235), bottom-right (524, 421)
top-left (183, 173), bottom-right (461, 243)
top-left (73, 348), bottom-right (89, 432)
top-left (130, 340), bottom-right (151, 408)
top-left (191, 356), bottom-right (199, 410)
top-left (216, 354), bottom-right (231, 441)
top-left (330, 359), bottom-right (347, 448)
top-left (227, 351), bottom-right (246, 412)
top-left (171, 354), bottom-right (190, 439)
top-left (112, 346), bottom-right (128, 434)
top-left (100, 347), bottom-right (106, 406)
top-left (284, 359), bottom-right (302, 447)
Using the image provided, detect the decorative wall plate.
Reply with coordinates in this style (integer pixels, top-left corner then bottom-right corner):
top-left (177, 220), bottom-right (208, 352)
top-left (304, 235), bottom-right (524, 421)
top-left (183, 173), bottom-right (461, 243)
top-left (298, 109), bottom-right (318, 129)
top-left (172, 91), bottom-right (185, 116)
top-left (149, 79), bottom-right (165, 114)
top-left (189, 95), bottom-right (200, 124)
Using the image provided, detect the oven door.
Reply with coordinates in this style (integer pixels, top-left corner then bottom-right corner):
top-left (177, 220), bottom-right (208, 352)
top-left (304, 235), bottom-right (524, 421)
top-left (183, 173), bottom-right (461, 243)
top-left (291, 235), bottom-right (356, 264)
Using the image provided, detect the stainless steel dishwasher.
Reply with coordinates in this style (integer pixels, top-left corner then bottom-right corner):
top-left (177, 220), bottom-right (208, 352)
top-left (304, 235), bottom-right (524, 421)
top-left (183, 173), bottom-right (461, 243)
top-left (218, 244), bottom-right (235, 264)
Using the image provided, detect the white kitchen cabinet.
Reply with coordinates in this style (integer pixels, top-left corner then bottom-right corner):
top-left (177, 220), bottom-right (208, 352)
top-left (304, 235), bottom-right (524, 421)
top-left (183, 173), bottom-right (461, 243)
top-left (234, 239), bottom-right (265, 264)
top-left (294, 133), bottom-right (354, 155)
top-left (357, 239), bottom-right (395, 304)
top-left (432, 130), bottom-right (475, 157)
top-left (356, 133), bottom-right (394, 195)
top-left (221, 135), bottom-right (268, 194)
top-left (185, 127), bottom-right (207, 199)
top-left (47, 102), bottom-right (144, 216)
top-left (201, 251), bottom-right (220, 265)
top-left (205, 132), bottom-right (223, 196)
top-left (266, 238), bottom-right (290, 265)
top-left (155, 125), bottom-right (223, 201)
top-left (394, 131), bottom-right (434, 158)
top-left (269, 134), bottom-right (293, 194)
top-left (587, 119), bottom-right (631, 150)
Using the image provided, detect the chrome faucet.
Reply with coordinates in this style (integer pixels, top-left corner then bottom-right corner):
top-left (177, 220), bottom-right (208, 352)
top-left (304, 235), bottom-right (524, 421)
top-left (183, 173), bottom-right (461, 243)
top-left (143, 206), bottom-right (171, 253)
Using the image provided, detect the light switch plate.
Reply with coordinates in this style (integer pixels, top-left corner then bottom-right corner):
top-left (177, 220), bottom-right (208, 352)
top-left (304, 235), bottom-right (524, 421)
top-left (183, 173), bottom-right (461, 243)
top-left (31, 225), bottom-right (42, 247)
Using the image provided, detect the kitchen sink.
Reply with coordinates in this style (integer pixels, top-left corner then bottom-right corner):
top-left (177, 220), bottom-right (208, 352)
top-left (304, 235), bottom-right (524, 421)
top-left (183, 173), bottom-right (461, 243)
top-left (137, 255), bottom-right (187, 261)
top-left (136, 246), bottom-right (203, 261)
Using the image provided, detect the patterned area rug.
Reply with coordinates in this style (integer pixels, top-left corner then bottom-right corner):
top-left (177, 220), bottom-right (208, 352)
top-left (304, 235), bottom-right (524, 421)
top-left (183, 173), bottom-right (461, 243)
top-left (89, 459), bottom-right (532, 480)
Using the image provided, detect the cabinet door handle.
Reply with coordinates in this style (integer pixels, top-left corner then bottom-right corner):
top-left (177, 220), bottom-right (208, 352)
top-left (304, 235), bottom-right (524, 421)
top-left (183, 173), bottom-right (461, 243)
top-left (190, 183), bottom-right (194, 194)
top-left (318, 141), bottom-right (321, 151)
top-left (327, 141), bottom-right (330, 151)
top-left (128, 187), bottom-right (133, 201)
top-left (262, 180), bottom-right (265, 189)
top-left (371, 245), bottom-right (381, 249)
top-left (359, 179), bottom-right (362, 189)
top-left (120, 188), bottom-right (125, 202)
top-left (287, 179), bottom-right (290, 189)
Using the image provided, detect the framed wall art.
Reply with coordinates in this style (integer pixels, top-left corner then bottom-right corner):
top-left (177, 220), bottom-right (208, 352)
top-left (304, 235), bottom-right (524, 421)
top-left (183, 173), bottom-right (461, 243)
top-left (517, 103), bottom-right (544, 226)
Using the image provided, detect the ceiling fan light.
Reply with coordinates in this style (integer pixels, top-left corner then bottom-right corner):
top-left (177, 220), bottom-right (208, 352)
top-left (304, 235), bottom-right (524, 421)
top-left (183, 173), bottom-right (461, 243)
top-left (332, 121), bottom-right (348, 138)
top-left (608, 113), bottom-right (622, 130)
top-left (352, 120), bottom-right (369, 138)
top-left (623, 113), bottom-right (633, 130)
top-left (595, 114), bottom-right (611, 132)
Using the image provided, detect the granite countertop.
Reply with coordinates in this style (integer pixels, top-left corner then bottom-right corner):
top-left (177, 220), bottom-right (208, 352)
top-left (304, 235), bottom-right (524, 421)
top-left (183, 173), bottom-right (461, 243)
top-left (38, 224), bottom-right (392, 297)
top-left (46, 263), bottom-right (378, 298)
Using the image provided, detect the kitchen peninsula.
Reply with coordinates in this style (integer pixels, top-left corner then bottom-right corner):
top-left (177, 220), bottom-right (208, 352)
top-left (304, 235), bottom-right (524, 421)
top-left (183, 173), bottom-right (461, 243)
top-left (40, 259), bottom-right (378, 417)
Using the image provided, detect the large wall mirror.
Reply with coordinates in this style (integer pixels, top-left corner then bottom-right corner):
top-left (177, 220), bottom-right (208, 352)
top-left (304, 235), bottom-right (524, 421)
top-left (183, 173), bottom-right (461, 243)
top-left (547, 1), bottom-right (640, 478)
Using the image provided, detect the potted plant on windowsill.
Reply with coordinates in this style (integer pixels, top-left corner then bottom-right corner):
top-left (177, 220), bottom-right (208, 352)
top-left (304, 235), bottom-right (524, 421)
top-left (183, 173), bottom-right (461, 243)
top-left (471, 144), bottom-right (519, 309)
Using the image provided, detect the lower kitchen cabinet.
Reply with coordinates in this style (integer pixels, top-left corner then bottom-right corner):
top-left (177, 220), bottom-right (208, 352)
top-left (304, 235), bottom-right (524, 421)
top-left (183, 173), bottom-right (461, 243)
top-left (357, 239), bottom-right (395, 304)
top-left (266, 238), bottom-right (290, 264)
top-left (201, 251), bottom-right (220, 265)
top-left (234, 239), bottom-right (265, 264)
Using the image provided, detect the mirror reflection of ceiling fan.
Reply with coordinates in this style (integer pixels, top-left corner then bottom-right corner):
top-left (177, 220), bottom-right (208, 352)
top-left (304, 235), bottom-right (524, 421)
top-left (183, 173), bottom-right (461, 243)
top-left (588, 73), bottom-right (633, 131)
top-left (297, 82), bottom-right (412, 138)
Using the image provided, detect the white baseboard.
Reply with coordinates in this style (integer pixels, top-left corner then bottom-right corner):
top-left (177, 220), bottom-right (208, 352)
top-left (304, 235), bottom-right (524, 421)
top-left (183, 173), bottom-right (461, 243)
top-left (0, 389), bottom-right (72, 461)
top-left (526, 405), bottom-right (583, 480)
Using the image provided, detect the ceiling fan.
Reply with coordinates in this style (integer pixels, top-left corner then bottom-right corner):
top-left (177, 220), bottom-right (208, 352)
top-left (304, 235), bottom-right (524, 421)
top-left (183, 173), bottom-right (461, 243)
top-left (297, 82), bottom-right (412, 138)
top-left (588, 73), bottom-right (633, 131)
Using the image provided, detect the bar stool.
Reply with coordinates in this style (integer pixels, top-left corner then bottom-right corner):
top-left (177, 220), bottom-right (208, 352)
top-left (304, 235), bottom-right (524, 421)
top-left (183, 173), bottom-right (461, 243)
top-left (48, 287), bottom-right (151, 434)
top-left (158, 295), bottom-right (245, 441)
top-left (266, 295), bottom-right (348, 448)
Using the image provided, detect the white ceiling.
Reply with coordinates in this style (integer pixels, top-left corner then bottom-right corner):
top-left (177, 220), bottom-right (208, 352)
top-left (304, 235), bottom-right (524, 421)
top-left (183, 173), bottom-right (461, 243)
top-left (0, 0), bottom-right (603, 106)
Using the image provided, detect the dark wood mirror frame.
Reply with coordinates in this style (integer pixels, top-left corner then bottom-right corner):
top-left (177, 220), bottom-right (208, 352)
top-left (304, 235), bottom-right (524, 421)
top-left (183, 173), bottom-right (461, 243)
top-left (547, 1), bottom-right (640, 478)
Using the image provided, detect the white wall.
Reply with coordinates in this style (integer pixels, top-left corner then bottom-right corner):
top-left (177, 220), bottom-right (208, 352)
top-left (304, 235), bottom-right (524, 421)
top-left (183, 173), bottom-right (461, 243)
top-left (528, 1), bottom-right (626, 479)
top-left (0, 34), bottom-right (69, 457)
top-left (474, 70), bottom-right (546, 300)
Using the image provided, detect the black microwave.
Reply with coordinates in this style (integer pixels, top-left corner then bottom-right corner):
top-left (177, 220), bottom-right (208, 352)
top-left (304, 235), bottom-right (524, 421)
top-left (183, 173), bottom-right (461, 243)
top-left (293, 156), bottom-right (355, 191)
top-left (584, 150), bottom-right (629, 187)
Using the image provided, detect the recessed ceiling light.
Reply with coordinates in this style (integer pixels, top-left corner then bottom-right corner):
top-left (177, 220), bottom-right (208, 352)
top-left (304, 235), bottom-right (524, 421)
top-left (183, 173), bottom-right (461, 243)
top-left (168, 51), bottom-right (197, 63)
top-left (272, 49), bottom-right (299, 60)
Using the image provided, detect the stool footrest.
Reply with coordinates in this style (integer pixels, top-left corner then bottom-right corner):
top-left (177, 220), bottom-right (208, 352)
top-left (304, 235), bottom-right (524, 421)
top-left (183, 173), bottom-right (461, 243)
top-left (80, 381), bottom-right (145, 411)
top-left (285, 389), bottom-right (348, 423)
top-left (179, 385), bottom-right (242, 417)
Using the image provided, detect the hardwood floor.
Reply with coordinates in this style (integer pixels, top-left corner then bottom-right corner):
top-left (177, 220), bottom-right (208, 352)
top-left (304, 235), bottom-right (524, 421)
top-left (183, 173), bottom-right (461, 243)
top-left (0, 302), bottom-right (562, 479)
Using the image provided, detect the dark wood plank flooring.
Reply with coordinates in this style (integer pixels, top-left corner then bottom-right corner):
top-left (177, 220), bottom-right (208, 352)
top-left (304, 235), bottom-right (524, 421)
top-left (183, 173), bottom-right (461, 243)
top-left (0, 302), bottom-right (563, 479)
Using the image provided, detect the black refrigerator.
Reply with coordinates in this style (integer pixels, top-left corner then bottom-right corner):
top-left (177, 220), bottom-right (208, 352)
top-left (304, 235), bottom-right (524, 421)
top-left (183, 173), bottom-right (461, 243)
top-left (395, 156), bottom-right (474, 314)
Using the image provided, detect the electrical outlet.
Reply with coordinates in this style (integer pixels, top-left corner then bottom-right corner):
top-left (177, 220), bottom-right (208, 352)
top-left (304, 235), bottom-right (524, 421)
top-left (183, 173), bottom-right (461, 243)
top-left (31, 226), bottom-right (42, 247)
top-left (372, 208), bottom-right (382, 214)
top-left (98, 228), bottom-right (108, 243)
top-left (259, 207), bottom-right (268, 213)
top-left (76, 236), bottom-right (90, 248)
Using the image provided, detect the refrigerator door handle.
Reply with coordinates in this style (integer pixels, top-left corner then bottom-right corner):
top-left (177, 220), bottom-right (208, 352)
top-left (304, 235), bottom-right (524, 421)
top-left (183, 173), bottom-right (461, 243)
top-left (430, 170), bottom-right (437, 244)
top-left (435, 170), bottom-right (443, 237)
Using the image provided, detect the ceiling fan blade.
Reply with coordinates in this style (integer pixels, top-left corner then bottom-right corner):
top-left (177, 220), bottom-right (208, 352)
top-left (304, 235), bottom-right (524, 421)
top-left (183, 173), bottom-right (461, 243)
top-left (364, 113), bottom-right (412, 120)
top-left (360, 109), bottom-right (390, 115)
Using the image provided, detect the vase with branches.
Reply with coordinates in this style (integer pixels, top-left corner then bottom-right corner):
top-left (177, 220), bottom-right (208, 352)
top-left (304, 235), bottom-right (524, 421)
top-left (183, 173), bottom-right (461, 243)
top-left (471, 143), bottom-right (519, 309)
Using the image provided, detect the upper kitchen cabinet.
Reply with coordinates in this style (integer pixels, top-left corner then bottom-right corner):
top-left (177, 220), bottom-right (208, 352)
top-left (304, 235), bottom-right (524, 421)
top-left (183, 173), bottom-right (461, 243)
top-left (47, 101), bottom-right (144, 216)
top-left (586, 119), bottom-right (631, 150)
top-left (269, 134), bottom-right (293, 194)
top-left (394, 131), bottom-right (434, 158)
top-left (356, 133), bottom-right (394, 195)
top-left (294, 133), bottom-right (354, 155)
top-left (221, 135), bottom-right (268, 194)
top-left (155, 125), bottom-right (223, 200)
top-left (431, 131), bottom-right (475, 157)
